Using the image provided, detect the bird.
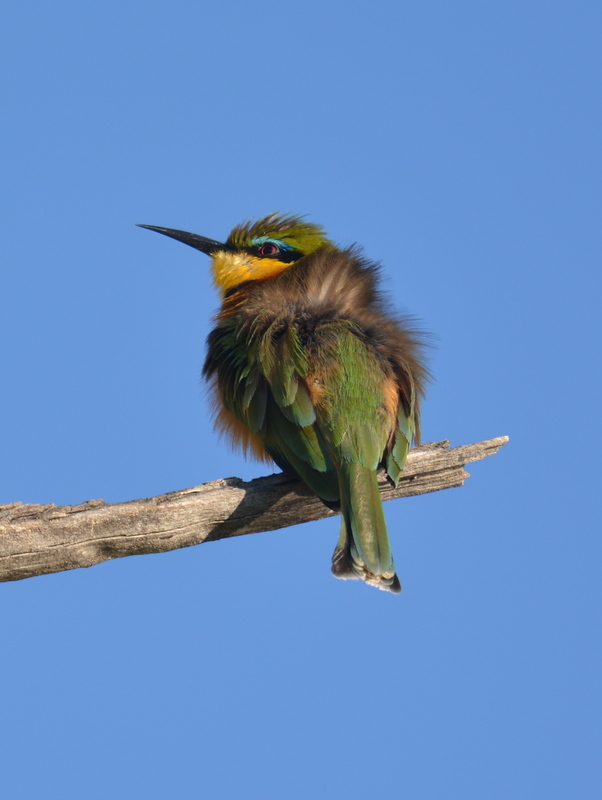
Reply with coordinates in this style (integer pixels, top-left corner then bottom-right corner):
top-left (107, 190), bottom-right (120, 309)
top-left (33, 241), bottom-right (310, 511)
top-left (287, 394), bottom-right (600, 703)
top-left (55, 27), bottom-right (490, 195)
top-left (139, 213), bottom-right (429, 593)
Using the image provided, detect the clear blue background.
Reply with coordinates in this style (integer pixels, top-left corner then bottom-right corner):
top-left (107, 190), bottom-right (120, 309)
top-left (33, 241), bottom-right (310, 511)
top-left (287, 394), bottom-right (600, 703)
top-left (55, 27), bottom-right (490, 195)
top-left (1, 1), bottom-right (600, 797)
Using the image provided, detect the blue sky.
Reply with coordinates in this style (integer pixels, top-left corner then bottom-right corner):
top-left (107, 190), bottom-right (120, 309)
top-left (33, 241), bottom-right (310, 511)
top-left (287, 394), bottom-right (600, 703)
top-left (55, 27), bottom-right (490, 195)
top-left (1, 1), bottom-right (600, 797)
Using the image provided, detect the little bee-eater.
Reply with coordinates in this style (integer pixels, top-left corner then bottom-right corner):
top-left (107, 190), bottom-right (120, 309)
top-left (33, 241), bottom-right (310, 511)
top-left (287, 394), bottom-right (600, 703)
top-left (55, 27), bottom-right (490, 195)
top-left (139, 214), bottom-right (429, 593)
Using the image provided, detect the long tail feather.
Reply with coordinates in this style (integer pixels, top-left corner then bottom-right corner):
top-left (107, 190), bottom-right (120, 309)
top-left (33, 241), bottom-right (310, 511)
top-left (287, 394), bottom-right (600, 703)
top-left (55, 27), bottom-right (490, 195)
top-left (331, 462), bottom-right (401, 594)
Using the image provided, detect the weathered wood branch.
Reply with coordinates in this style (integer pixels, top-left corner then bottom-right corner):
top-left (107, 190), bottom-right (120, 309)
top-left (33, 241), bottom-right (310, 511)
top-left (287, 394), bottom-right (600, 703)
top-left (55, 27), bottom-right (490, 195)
top-left (0, 436), bottom-right (508, 583)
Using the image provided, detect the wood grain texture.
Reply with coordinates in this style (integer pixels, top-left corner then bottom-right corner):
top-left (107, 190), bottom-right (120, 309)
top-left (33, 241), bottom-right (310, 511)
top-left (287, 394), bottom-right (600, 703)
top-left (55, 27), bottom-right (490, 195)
top-left (0, 436), bottom-right (508, 583)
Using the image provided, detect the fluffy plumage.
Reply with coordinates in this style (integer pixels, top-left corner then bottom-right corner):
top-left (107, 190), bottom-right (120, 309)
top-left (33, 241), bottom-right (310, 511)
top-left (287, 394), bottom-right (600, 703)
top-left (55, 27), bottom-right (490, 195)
top-left (202, 219), bottom-right (429, 593)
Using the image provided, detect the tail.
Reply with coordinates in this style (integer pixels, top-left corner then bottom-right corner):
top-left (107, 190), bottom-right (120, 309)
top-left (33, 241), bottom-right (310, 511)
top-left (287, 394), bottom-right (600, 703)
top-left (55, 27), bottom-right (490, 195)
top-left (331, 461), bottom-right (401, 594)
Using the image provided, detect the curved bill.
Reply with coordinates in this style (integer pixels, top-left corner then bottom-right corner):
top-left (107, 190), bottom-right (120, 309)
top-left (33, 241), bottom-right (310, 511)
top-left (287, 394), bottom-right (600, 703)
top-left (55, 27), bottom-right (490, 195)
top-left (137, 224), bottom-right (233, 255)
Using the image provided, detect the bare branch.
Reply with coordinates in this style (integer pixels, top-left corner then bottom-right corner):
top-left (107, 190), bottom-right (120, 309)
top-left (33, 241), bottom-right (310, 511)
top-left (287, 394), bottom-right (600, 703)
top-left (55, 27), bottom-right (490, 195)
top-left (0, 437), bottom-right (508, 583)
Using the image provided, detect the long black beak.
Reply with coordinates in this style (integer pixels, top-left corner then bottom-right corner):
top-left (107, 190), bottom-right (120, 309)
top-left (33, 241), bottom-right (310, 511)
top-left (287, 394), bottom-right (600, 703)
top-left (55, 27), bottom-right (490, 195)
top-left (137, 224), bottom-right (233, 255)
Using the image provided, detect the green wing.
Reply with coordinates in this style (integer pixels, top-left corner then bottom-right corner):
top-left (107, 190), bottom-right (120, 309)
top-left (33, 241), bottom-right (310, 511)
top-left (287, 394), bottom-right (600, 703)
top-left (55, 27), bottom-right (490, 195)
top-left (206, 318), bottom-right (340, 503)
top-left (305, 321), bottom-right (401, 591)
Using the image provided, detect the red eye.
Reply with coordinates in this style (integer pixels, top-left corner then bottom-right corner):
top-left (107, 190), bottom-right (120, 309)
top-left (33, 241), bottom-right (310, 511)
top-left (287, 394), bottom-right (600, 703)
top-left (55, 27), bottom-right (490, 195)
top-left (259, 242), bottom-right (279, 256)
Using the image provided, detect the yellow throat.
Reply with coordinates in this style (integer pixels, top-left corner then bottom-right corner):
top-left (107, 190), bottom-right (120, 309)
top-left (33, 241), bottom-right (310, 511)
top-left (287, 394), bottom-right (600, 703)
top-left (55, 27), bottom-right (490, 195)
top-left (211, 250), bottom-right (291, 295)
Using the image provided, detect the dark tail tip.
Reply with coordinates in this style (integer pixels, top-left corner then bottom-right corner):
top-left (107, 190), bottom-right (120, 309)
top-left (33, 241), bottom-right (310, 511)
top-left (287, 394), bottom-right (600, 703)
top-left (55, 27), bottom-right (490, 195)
top-left (331, 547), bottom-right (361, 580)
top-left (331, 548), bottom-right (402, 594)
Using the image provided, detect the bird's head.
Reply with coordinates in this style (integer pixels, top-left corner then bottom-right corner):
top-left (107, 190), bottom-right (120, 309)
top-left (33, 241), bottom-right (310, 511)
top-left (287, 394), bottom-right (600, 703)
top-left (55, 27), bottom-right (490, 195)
top-left (138, 213), bottom-right (333, 296)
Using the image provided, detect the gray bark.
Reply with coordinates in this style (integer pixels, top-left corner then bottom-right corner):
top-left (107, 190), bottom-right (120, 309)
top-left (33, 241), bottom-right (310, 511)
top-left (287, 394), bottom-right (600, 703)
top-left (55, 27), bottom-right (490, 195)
top-left (0, 436), bottom-right (508, 583)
